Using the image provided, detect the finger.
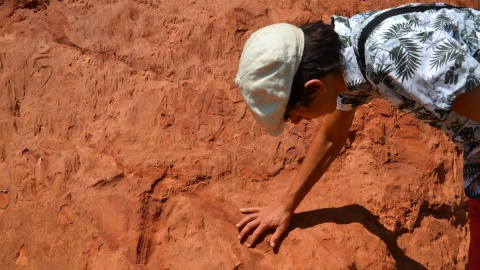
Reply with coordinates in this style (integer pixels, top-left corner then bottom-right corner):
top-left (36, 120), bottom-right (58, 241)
top-left (269, 225), bottom-right (287, 248)
top-left (238, 219), bottom-right (260, 240)
top-left (245, 224), bottom-right (268, 248)
top-left (236, 213), bottom-right (259, 228)
top-left (240, 207), bottom-right (261, 214)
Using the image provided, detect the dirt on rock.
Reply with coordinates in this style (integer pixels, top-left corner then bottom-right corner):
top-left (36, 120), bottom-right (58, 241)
top-left (0, 0), bottom-right (479, 269)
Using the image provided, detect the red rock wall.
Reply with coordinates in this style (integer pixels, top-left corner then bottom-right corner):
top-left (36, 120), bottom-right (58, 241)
top-left (0, 0), bottom-right (478, 269)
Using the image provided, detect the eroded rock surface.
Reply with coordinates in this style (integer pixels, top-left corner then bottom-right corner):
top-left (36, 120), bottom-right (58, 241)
top-left (0, 0), bottom-right (477, 269)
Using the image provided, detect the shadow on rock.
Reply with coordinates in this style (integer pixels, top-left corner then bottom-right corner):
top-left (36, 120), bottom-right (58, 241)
top-left (278, 204), bottom-right (427, 270)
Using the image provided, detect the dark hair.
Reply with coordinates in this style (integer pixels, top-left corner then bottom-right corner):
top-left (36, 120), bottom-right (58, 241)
top-left (285, 20), bottom-right (342, 119)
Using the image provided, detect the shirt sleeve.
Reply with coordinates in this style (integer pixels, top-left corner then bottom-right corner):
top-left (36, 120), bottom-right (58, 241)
top-left (337, 46), bottom-right (376, 111)
top-left (333, 15), bottom-right (376, 112)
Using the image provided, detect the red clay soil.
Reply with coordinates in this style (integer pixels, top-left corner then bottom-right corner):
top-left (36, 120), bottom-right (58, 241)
top-left (1, 0), bottom-right (479, 269)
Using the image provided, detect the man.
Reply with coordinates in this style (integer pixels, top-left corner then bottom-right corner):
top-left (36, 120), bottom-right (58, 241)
top-left (234, 3), bottom-right (480, 267)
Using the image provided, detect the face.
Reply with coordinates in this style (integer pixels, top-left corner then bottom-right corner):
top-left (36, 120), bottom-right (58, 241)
top-left (286, 72), bottom-right (347, 124)
top-left (286, 93), bottom-right (336, 124)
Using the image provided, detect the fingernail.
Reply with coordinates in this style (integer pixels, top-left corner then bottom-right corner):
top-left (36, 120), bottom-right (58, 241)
top-left (246, 243), bottom-right (251, 247)
top-left (235, 224), bottom-right (239, 227)
top-left (270, 242), bottom-right (275, 247)
top-left (238, 235), bottom-right (241, 239)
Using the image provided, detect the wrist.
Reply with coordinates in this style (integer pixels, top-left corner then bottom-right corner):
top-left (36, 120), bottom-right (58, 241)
top-left (279, 195), bottom-right (298, 213)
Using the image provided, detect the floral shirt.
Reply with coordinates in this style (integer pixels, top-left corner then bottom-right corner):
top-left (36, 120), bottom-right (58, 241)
top-left (332, 3), bottom-right (480, 198)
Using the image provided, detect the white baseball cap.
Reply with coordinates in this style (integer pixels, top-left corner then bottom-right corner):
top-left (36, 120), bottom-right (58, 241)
top-left (235, 23), bottom-right (304, 136)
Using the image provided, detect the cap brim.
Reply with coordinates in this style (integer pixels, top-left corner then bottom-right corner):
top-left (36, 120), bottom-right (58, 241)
top-left (267, 120), bottom-right (285, 137)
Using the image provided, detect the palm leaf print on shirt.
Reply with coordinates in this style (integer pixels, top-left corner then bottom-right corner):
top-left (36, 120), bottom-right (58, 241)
top-left (389, 37), bottom-right (422, 82)
top-left (380, 22), bottom-right (422, 82)
top-left (432, 14), bottom-right (458, 33)
top-left (415, 31), bottom-right (434, 43)
top-left (381, 22), bottom-right (410, 40)
top-left (462, 30), bottom-right (479, 52)
top-left (430, 39), bottom-right (466, 70)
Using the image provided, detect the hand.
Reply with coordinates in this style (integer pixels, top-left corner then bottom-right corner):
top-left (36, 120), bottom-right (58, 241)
top-left (236, 204), bottom-right (293, 248)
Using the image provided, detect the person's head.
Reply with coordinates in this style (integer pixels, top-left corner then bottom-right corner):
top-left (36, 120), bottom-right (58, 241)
top-left (286, 21), bottom-right (343, 123)
top-left (235, 21), bottom-right (343, 136)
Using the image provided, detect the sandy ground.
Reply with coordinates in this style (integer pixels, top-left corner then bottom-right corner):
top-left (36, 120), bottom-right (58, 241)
top-left (0, 0), bottom-right (479, 269)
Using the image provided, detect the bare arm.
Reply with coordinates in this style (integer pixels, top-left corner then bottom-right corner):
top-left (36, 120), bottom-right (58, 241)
top-left (451, 85), bottom-right (480, 123)
top-left (237, 109), bottom-right (356, 248)
top-left (282, 108), bottom-right (356, 212)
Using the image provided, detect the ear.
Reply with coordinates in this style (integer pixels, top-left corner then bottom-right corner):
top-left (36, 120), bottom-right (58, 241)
top-left (304, 79), bottom-right (326, 93)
